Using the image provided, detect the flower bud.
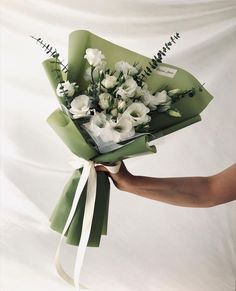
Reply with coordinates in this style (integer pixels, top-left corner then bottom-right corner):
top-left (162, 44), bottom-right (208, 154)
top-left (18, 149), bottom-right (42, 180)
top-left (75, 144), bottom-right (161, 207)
top-left (99, 93), bottom-right (113, 110)
top-left (168, 88), bottom-right (181, 96)
top-left (117, 100), bottom-right (127, 112)
top-left (101, 74), bottom-right (117, 89)
top-left (168, 109), bottom-right (181, 117)
top-left (111, 108), bottom-right (118, 117)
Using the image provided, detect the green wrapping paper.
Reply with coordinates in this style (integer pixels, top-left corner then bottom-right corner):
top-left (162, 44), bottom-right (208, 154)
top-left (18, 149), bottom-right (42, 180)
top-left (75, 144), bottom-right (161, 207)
top-left (44, 30), bottom-right (213, 247)
top-left (50, 169), bottom-right (110, 246)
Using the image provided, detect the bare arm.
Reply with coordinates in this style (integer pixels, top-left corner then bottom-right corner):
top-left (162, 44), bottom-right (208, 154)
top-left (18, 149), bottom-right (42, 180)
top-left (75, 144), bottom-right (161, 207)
top-left (96, 163), bottom-right (236, 207)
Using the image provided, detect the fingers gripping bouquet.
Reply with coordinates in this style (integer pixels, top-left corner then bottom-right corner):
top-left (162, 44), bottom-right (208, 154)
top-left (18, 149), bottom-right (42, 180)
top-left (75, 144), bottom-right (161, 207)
top-left (33, 30), bottom-right (213, 290)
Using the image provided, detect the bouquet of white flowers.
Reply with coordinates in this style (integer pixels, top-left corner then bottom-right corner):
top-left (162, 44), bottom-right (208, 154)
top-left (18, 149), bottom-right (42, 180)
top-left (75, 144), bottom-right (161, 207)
top-left (55, 46), bottom-right (184, 153)
top-left (33, 30), bottom-right (213, 290)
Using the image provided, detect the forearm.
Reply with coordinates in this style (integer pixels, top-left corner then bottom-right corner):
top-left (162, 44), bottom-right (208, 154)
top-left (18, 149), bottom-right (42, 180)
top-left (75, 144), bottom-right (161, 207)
top-left (97, 163), bottom-right (236, 207)
top-left (124, 175), bottom-right (213, 207)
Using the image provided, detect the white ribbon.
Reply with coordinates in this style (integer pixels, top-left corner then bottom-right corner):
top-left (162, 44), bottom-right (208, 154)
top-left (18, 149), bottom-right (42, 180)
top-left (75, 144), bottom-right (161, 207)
top-left (54, 158), bottom-right (121, 290)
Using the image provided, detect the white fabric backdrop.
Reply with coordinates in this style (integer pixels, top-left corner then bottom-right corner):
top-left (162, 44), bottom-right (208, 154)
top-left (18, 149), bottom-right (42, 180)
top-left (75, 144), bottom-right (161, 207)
top-left (1, 0), bottom-right (236, 290)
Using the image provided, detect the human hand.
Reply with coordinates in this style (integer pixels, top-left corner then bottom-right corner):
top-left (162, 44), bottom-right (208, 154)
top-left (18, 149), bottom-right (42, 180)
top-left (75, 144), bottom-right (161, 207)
top-left (95, 161), bottom-right (134, 191)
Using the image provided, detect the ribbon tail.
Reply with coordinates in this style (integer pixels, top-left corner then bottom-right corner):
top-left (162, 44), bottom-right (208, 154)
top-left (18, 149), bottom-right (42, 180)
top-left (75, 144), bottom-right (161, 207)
top-left (54, 161), bottom-right (92, 289)
top-left (74, 162), bottom-right (97, 290)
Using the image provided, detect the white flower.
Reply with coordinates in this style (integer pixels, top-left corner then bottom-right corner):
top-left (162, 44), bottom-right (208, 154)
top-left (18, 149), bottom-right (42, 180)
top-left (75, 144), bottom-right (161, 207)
top-left (69, 95), bottom-right (91, 118)
top-left (83, 61), bottom-right (106, 82)
top-left (158, 103), bottom-right (172, 112)
top-left (87, 112), bottom-right (107, 137)
top-left (100, 117), bottom-right (135, 143)
top-left (141, 90), bottom-right (172, 112)
top-left (84, 48), bottom-right (105, 67)
top-left (154, 90), bottom-right (170, 104)
top-left (140, 89), bottom-right (171, 111)
top-left (99, 93), bottom-right (113, 110)
top-left (115, 61), bottom-right (138, 78)
top-left (123, 102), bottom-right (151, 126)
top-left (87, 113), bottom-right (135, 143)
top-left (154, 90), bottom-right (172, 112)
top-left (56, 81), bottom-right (77, 97)
top-left (167, 88), bottom-right (181, 96)
top-left (101, 74), bottom-right (117, 89)
top-left (140, 90), bottom-right (157, 110)
top-left (116, 78), bottom-right (138, 100)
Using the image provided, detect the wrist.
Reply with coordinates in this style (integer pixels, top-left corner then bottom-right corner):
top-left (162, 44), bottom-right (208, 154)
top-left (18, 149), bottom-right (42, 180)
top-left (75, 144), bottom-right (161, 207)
top-left (120, 174), bottom-right (137, 192)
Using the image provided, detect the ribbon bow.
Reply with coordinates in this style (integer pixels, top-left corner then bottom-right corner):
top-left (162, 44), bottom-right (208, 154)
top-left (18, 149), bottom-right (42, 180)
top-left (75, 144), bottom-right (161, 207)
top-left (55, 157), bottom-right (121, 290)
